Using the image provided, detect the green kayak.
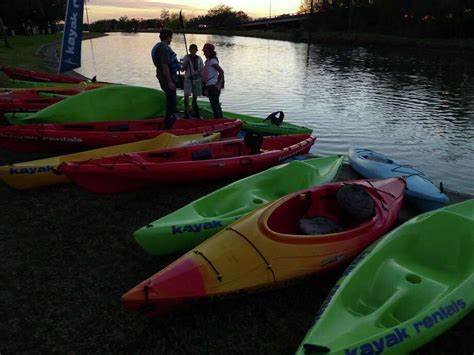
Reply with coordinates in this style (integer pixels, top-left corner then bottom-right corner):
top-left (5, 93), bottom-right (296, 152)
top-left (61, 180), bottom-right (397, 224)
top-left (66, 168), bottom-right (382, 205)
top-left (296, 199), bottom-right (474, 355)
top-left (6, 85), bottom-right (167, 125)
top-left (8, 79), bottom-right (84, 88)
top-left (181, 99), bottom-right (313, 135)
top-left (134, 155), bottom-right (344, 255)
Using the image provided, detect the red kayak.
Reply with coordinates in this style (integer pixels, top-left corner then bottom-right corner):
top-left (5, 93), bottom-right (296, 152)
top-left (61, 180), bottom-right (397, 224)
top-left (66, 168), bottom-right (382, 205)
top-left (0, 94), bottom-right (63, 113)
top-left (0, 118), bottom-right (242, 153)
top-left (1, 67), bottom-right (83, 83)
top-left (121, 178), bottom-right (405, 316)
top-left (60, 134), bottom-right (316, 193)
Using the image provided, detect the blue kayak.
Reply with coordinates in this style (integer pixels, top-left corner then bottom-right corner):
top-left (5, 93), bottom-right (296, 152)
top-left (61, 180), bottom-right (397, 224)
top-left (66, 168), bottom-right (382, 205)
top-left (348, 147), bottom-right (448, 211)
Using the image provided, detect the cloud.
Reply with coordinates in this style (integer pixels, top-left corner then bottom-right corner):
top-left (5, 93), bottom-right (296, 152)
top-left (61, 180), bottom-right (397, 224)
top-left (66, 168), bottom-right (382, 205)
top-left (89, 0), bottom-right (195, 10)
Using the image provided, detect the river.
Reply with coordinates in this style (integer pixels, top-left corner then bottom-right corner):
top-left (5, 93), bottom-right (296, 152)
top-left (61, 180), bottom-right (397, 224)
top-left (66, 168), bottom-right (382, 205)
top-left (76, 32), bottom-right (474, 195)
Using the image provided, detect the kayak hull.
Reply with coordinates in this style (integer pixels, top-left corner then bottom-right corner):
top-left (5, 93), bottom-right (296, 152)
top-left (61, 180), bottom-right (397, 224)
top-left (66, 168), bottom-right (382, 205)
top-left (296, 199), bottom-right (474, 354)
top-left (1, 67), bottom-right (83, 83)
top-left (61, 134), bottom-right (316, 193)
top-left (348, 147), bottom-right (448, 211)
top-left (121, 178), bottom-right (405, 316)
top-left (0, 132), bottom-right (220, 189)
top-left (0, 118), bottom-right (241, 153)
top-left (134, 155), bottom-right (344, 256)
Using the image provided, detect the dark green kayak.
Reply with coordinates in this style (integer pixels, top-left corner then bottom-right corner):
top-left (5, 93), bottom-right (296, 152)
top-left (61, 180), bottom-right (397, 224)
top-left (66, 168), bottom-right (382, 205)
top-left (8, 79), bottom-right (84, 88)
top-left (6, 85), bottom-right (167, 125)
top-left (182, 99), bottom-right (313, 135)
top-left (134, 156), bottom-right (344, 255)
top-left (296, 199), bottom-right (474, 355)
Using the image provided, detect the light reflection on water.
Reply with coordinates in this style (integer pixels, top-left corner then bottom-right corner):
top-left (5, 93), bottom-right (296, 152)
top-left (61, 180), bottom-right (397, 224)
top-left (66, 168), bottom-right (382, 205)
top-left (77, 33), bottom-right (474, 195)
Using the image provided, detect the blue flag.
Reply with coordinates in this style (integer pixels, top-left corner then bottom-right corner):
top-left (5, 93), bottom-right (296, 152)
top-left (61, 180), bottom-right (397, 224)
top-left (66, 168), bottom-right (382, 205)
top-left (59, 0), bottom-right (85, 73)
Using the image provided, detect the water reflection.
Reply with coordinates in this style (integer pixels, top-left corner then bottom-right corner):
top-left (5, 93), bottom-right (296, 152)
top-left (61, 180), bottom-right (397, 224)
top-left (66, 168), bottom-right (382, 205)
top-left (77, 33), bottom-right (474, 194)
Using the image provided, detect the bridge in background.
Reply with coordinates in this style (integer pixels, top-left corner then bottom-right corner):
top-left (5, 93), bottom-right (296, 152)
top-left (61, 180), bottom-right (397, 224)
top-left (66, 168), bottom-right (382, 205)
top-left (241, 13), bottom-right (311, 29)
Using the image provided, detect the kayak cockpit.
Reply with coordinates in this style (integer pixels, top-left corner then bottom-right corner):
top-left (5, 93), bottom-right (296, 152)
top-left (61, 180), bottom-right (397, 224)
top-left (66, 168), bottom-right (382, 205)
top-left (265, 184), bottom-right (377, 237)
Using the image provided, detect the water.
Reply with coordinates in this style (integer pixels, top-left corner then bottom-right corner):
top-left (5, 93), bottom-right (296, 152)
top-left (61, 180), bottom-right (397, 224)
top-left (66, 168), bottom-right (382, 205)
top-left (76, 33), bottom-right (474, 195)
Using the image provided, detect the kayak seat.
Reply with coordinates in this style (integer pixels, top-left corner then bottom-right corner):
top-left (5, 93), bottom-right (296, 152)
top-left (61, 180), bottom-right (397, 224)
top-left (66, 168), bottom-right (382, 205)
top-left (191, 148), bottom-right (212, 161)
top-left (244, 132), bottom-right (263, 154)
top-left (363, 154), bottom-right (393, 164)
top-left (147, 151), bottom-right (178, 160)
top-left (298, 216), bottom-right (344, 235)
top-left (108, 124), bottom-right (130, 132)
top-left (65, 124), bottom-right (95, 131)
top-left (343, 258), bottom-right (447, 328)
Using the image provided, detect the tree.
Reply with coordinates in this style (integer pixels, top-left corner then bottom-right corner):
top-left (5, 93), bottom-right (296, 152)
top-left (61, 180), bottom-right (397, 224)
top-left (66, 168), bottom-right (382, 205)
top-left (0, 0), bottom-right (66, 34)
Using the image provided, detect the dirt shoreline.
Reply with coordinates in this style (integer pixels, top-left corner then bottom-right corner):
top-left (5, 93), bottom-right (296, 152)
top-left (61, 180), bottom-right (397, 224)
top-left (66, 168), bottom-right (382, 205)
top-left (37, 33), bottom-right (107, 80)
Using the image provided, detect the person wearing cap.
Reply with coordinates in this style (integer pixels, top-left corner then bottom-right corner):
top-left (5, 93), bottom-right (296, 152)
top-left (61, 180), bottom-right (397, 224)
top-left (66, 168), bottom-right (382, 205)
top-left (151, 28), bottom-right (180, 128)
top-left (181, 44), bottom-right (204, 118)
top-left (201, 43), bottom-right (224, 118)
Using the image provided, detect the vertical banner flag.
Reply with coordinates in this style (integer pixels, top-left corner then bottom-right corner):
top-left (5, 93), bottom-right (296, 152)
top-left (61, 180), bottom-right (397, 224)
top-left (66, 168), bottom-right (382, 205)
top-left (59, 0), bottom-right (85, 73)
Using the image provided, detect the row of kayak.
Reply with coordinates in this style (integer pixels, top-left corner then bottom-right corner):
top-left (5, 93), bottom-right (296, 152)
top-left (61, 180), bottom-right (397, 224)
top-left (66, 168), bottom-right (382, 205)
top-left (2, 67), bottom-right (469, 354)
top-left (1, 83), bottom-right (313, 136)
top-left (119, 171), bottom-right (473, 353)
top-left (0, 125), bottom-right (448, 215)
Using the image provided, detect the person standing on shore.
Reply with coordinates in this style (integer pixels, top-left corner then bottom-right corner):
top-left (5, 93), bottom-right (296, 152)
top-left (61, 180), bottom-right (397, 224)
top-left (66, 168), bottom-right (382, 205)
top-left (181, 44), bottom-right (204, 118)
top-left (201, 43), bottom-right (224, 118)
top-left (151, 28), bottom-right (180, 128)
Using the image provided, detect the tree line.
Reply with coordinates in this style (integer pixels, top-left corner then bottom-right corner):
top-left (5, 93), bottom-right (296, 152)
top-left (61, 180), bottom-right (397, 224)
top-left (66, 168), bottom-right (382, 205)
top-left (0, 0), bottom-right (66, 34)
top-left (1, 1), bottom-right (472, 38)
top-left (298, 0), bottom-right (474, 37)
top-left (89, 5), bottom-right (250, 33)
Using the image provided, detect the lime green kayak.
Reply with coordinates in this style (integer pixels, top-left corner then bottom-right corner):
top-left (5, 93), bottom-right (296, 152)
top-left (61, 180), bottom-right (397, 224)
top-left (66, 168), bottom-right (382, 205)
top-left (134, 156), bottom-right (344, 255)
top-left (183, 99), bottom-right (313, 135)
top-left (8, 79), bottom-right (83, 88)
top-left (6, 85), bottom-right (167, 125)
top-left (296, 199), bottom-right (474, 355)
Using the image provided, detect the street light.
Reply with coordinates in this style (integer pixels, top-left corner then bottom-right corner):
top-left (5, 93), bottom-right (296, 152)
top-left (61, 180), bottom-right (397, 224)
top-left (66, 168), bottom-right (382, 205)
top-left (269, 0), bottom-right (271, 18)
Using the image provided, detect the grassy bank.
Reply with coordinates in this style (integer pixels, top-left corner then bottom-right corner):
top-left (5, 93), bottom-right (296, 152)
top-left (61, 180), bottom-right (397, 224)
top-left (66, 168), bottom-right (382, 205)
top-left (0, 33), bottom-right (104, 87)
top-left (0, 35), bottom-right (473, 353)
top-left (1, 148), bottom-right (472, 353)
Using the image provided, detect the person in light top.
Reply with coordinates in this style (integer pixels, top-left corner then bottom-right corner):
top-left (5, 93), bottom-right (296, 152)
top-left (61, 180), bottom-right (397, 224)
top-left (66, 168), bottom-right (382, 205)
top-left (181, 44), bottom-right (204, 118)
top-left (201, 43), bottom-right (224, 118)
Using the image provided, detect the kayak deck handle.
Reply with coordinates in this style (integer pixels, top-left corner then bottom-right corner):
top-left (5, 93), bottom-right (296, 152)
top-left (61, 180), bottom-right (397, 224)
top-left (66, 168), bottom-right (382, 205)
top-left (303, 344), bottom-right (331, 354)
top-left (193, 250), bottom-right (222, 282)
top-left (226, 227), bottom-right (276, 285)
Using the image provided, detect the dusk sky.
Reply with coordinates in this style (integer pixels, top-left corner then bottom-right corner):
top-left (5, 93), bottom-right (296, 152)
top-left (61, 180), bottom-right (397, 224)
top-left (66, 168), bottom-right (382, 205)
top-left (86, 0), bottom-right (301, 21)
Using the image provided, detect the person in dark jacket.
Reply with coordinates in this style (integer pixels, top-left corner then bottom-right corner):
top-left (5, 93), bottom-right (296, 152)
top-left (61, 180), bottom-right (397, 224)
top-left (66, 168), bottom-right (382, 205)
top-left (151, 28), bottom-right (180, 128)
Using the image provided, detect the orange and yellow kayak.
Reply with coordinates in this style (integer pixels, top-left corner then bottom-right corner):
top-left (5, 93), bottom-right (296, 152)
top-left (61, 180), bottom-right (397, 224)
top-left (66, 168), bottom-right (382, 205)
top-left (121, 177), bottom-right (406, 316)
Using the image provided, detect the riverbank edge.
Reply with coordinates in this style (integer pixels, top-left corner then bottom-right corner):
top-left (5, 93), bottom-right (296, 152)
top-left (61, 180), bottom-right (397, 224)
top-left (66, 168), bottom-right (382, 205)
top-left (37, 32), bottom-right (108, 80)
top-left (140, 29), bottom-right (474, 52)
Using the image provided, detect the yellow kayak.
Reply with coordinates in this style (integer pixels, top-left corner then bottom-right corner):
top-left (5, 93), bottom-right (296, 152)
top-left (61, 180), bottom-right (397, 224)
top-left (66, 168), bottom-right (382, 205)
top-left (0, 132), bottom-right (220, 189)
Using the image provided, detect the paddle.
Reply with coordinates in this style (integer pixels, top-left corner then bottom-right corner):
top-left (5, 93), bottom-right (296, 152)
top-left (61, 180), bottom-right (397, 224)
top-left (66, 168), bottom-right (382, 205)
top-left (179, 10), bottom-right (200, 118)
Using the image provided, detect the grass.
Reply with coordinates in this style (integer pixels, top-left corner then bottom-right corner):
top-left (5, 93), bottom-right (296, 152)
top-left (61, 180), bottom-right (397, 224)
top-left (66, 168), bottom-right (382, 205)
top-left (1, 149), bottom-right (472, 353)
top-left (0, 35), bottom-right (473, 353)
top-left (0, 33), bottom-right (104, 87)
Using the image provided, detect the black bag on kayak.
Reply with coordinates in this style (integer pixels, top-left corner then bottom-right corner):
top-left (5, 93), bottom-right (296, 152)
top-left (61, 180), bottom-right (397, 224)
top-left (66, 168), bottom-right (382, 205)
top-left (336, 184), bottom-right (375, 220)
top-left (244, 132), bottom-right (263, 154)
top-left (263, 111), bottom-right (284, 126)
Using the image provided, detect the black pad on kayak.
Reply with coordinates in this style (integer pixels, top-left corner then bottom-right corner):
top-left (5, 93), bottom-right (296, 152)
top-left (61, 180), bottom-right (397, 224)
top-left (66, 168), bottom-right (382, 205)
top-left (263, 111), bottom-right (284, 126)
top-left (191, 148), bottom-right (212, 160)
top-left (336, 184), bottom-right (375, 220)
top-left (108, 124), bottom-right (130, 132)
top-left (244, 132), bottom-right (263, 154)
top-left (364, 154), bottom-right (392, 164)
top-left (298, 216), bottom-right (344, 235)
